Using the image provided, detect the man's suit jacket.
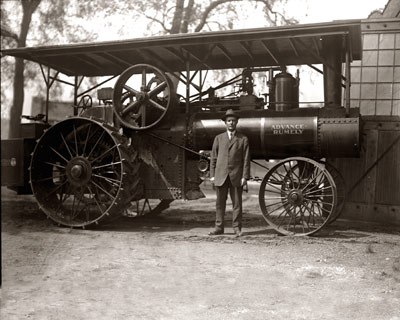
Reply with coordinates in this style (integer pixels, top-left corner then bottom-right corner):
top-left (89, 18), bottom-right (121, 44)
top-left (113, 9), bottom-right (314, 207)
top-left (210, 131), bottom-right (250, 187)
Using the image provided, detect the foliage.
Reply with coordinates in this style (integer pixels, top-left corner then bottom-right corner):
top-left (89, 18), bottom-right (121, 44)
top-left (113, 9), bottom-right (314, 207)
top-left (1, 1), bottom-right (100, 118)
top-left (1, 0), bottom-right (296, 137)
top-left (132, 0), bottom-right (296, 35)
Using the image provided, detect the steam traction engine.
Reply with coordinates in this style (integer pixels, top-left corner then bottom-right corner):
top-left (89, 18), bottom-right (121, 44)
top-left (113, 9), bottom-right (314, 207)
top-left (1, 20), bottom-right (362, 235)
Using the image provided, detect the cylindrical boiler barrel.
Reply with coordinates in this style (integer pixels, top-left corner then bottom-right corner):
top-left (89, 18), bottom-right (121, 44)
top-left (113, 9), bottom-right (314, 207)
top-left (191, 108), bottom-right (360, 159)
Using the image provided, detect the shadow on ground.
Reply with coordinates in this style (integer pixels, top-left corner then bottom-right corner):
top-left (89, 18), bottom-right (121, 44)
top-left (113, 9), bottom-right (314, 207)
top-left (2, 187), bottom-right (399, 239)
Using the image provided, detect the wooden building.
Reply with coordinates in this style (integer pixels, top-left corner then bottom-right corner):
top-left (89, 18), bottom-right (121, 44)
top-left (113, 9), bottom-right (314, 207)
top-left (332, 2), bottom-right (400, 225)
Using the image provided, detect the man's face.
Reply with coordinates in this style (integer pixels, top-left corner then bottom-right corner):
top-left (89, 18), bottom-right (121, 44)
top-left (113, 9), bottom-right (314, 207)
top-left (225, 116), bottom-right (238, 132)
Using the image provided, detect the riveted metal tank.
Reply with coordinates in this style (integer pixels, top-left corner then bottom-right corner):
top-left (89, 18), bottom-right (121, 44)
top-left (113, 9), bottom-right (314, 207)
top-left (191, 108), bottom-right (360, 159)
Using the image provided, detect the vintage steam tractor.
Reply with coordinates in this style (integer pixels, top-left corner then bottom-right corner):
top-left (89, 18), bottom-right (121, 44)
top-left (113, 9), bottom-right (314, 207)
top-left (1, 20), bottom-right (362, 235)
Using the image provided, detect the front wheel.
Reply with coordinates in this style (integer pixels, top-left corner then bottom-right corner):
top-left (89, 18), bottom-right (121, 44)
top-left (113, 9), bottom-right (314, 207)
top-left (259, 157), bottom-right (337, 236)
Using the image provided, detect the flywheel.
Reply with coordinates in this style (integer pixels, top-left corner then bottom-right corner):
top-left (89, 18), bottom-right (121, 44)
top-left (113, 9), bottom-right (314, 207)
top-left (29, 117), bottom-right (142, 228)
top-left (113, 64), bottom-right (175, 130)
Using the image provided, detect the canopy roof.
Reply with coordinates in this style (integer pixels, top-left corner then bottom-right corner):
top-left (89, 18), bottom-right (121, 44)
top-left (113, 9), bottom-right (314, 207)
top-left (2, 20), bottom-right (362, 77)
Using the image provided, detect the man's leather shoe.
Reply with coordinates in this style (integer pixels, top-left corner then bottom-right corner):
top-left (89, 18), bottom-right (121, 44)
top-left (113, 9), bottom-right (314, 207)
top-left (234, 229), bottom-right (243, 237)
top-left (208, 229), bottom-right (224, 235)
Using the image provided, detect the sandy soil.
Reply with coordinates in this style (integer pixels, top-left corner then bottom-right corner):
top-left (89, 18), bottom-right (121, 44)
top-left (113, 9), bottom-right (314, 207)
top-left (1, 186), bottom-right (400, 320)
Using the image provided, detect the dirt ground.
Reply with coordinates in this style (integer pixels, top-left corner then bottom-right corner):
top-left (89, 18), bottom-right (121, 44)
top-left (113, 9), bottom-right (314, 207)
top-left (1, 185), bottom-right (400, 320)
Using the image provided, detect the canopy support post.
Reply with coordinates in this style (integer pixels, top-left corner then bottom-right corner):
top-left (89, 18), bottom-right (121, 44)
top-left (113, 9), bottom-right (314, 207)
top-left (345, 37), bottom-right (351, 116)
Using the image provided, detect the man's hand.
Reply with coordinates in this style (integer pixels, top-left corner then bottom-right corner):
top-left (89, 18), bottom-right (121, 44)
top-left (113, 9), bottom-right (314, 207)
top-left (210, 177), bottom-right (215, 184)
top-left (241, 178), bottom-right (248, 192)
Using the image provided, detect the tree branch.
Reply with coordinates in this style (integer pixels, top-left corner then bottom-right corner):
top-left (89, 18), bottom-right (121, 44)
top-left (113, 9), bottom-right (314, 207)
top-left (142, 13), bottom-right (171, 33)
top-left (1, 24), bottom-right (19, 42)
top-left (195, 0), bottom-right (242, 32)
top-left (194, 0), bottom-right (297, 32)
top-left (258, 0), bottom-right (297, 25)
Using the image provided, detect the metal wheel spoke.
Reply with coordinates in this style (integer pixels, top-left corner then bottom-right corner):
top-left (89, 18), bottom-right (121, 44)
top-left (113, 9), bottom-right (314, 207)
top-left (288, 161), bottom-right (301, 180)
top-left (139, 105), bottom-right (146, 127)
top-left (148, 81), bottom-right (167, 97)
top-left (60, 132), bottom-right (74, 159)
top-left (44, 180), bottom-right (68, 199)
top-left (73, 124), bottom-right (79, 156)
top-left (53, 186), bottom-right (71, 215)
top-left (286, 206), bottom-right (295, 230)
top-left (266, 201), bottom-right (288, 217)
top-left (306, 198), bottom-right (334, 207)
top-left (265, 196), bottom-right (286, 200)
top-left (264, 198), bottom-right (288, 208)
top-left (316, 202), bottom-right (327, 220)
top-left (313, 170), bottom-right (326, 188)
top-left (121, 100), bottom-right (141, 116)
top-left (306, 200), bottom-right (324, 220)
top-left (304, 183), bottom-right (331, 194)
top-left (270, 206), bottom-right (290, 227)
top-left (294, 207), bottom-right (302, 229)
top-left (90, 180), bottom-right (117, 201)
top-left (271, 171), bottom-right (287, 181)
top-left (299, 206), bottom-right (310, 231)
top-left (70, 193), bottom-right (81, 221)
top-left (141, 68), bottom-right (147, 87)
top-left (90, 144), bottom-right (119, 164)
top-left (92, 174), bottom-right (121, 188)
top-left (123, 84), bottom-right (140, 96)
top-left (92, 161), bottom-right (122, 170)
top-left (87, 186), bottom-right (106, 216)
top-left (283, 162), bottom-right (296, 186)
top-left (148, 99), bottom-right (166, 112)
top-left (264, 190), bottom-right (285, 196)
top-left (86, 131), bottom-right (105, 160)
top-left (49, 146), bottom-right (69, 163)
top-left (301, 169), bottom-right (324, 192)
top-left (266, 181), bottom-right (285, 193)
top-left (276, 205), bottom-right (294, 228)
top-left (304, 201), bottom-right (316, 225)
top-left (43, 161), bottom-right (66, 169)
top-left (299, 163), bottom-right (308, 181)
top-left (309, 200), bottom-right (333, 214)
top-left (82, 124), bottom-right (93, 157)
top-left (306, 194), bottom-right (334, 199)
top-left (71, 193), bottom-right (85, 221)
top-left (87, 185), bottom-right (105, 215)
top-left (35, 174), bottom-right (66, 183)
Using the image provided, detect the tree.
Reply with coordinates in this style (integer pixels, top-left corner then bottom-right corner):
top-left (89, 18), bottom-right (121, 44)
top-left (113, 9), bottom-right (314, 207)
top-left (134, 0), bottom-right (296, 35)
top-left (2, 0), bottom-right (40, 138)
top-left (1, 0), bottom-right (101, 138)
top-left (1, 0), bottom-right (295, 138)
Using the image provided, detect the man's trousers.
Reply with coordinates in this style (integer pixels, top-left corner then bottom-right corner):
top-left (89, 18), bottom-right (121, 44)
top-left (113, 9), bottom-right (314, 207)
top-left (215, 176), bottom-right (243, 231)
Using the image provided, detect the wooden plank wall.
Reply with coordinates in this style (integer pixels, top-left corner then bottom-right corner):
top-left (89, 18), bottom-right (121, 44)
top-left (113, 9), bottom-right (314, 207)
top-left (330, 19), bottom-right (400, 225)
top-left (331, 116), bottom-right (400, 225)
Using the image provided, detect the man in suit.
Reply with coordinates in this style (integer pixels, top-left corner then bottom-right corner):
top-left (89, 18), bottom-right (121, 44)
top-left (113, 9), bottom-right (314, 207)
top-left (209, 109), bottom-right (250, 237)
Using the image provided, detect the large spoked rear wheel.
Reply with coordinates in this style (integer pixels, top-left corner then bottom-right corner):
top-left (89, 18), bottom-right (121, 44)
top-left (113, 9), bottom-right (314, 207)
top-left (113, 64), bottom-right (175, 130)
top-left (259, 157), bottom-right (337, 236)
top-left (30, 117), bottom-right (142, 228)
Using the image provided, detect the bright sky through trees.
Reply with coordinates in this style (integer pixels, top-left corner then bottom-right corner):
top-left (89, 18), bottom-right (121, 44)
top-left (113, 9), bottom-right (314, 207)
top-left (81, 0), bottom-right (388, 41)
